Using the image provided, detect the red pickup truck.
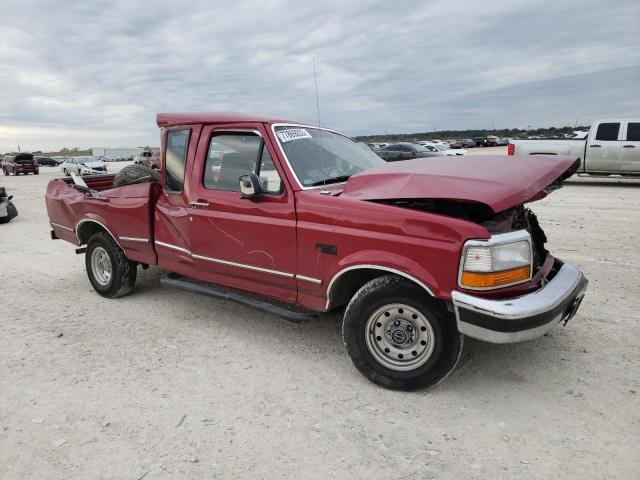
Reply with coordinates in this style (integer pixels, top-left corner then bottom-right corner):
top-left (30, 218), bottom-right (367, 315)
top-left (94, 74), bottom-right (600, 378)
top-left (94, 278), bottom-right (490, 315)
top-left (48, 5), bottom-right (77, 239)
top-left (46, 112), bottom-right (588, 390)
top-left (3, 153), bottom-right (39, 175)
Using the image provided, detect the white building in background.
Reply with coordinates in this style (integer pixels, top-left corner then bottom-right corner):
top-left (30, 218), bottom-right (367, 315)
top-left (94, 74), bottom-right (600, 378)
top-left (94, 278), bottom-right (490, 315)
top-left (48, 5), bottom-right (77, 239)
top-left (91, 147), bottom-right (143, 158)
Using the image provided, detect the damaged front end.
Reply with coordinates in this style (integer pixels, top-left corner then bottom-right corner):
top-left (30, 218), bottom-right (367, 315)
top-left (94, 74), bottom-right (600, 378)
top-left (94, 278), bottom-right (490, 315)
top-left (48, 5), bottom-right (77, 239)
top-left (375, 198), bottom-right (550, 279)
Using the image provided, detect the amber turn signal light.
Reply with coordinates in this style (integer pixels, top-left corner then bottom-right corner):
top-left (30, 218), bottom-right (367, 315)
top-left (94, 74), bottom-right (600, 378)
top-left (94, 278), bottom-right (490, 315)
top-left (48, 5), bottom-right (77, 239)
top-left (460, 265), bottom-right (530, 289)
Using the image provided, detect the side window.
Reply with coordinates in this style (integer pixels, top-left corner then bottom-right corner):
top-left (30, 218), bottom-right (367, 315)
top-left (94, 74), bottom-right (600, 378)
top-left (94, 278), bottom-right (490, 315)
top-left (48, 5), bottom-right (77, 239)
top-left (595, 123), bottom-right (620, 141)
top-left (257, 148), bottom-right (283, 194)
top-left (626, 122), bottom-right (640, 141)
top-left (165, 129), bottom-right (190, 193)
top-left (203, 132), bottom-right (284, 194)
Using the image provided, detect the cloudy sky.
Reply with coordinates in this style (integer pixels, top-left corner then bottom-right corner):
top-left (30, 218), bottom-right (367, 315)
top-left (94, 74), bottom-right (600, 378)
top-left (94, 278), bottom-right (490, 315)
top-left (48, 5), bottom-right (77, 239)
top-left (1, 0), bottom-right (638, 152)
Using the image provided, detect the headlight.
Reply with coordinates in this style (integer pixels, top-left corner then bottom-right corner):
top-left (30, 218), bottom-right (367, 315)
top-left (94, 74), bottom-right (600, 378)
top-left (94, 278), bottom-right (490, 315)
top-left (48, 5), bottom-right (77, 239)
top-left (459, 231), bottom-right (532, 290)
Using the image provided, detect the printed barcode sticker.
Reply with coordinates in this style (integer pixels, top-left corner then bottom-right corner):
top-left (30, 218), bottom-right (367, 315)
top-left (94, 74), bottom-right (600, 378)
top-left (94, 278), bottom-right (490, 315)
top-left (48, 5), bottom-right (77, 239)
top-left (276, 128), bottom-right (312, 143)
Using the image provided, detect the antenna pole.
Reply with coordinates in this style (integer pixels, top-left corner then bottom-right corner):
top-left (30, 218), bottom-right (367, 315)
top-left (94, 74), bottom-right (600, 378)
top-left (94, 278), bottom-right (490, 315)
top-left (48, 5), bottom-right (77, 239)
top-left (313, 58), bottom-right (321, 127)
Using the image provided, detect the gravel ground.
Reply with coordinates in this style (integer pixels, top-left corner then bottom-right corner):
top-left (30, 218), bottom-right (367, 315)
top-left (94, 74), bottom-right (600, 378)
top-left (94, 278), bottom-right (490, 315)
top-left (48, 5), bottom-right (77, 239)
top-left (0, 163), bottom-right (639, 479)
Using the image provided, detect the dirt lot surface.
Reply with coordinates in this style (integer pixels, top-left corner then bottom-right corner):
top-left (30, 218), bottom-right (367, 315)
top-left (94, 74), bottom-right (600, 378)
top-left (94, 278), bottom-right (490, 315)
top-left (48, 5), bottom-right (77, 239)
top-left (1, 164), bottom-right (638, 479)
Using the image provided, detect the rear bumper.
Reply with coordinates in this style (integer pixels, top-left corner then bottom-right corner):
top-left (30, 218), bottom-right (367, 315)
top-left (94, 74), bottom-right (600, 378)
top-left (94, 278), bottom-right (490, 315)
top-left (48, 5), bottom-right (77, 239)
top-left (451, 260), bottom-right (587, 343)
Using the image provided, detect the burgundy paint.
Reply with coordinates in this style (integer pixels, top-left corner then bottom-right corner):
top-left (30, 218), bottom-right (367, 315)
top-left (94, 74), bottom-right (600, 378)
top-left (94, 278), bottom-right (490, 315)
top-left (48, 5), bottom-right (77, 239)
top-left (46, 113), bottom-right (578, 312)
top-left (342, 155), bottom-right (578, 213)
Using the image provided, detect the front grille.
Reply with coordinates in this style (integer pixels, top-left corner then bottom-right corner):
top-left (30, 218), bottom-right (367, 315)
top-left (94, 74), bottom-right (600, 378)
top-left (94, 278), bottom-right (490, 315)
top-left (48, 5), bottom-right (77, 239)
top-left (511, 207), bottom-right (547, 270)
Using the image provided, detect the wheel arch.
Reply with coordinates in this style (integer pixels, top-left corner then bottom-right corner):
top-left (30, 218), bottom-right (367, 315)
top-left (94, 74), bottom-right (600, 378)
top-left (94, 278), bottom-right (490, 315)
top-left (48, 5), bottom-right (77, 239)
top-left (75, 217), bottom-right (123, 249)
top-left (326, 265), bottom-right (436, 311)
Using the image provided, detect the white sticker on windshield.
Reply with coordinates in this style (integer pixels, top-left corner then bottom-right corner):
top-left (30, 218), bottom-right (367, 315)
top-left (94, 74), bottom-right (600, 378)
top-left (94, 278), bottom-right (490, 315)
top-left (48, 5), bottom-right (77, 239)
top-left (276, 128), bottom-right (312, 143)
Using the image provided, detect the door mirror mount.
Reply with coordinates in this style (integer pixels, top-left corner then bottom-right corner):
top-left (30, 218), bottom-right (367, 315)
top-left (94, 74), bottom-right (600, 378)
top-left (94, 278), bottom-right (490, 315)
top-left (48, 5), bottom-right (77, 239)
top-left (239, 173), bottom-right (262, 199)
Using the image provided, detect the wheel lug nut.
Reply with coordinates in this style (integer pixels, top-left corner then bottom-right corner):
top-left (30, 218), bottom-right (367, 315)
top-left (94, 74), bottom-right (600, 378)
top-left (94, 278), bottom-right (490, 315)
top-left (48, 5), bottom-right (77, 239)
top-left (386, 330), bottom-right (391, 335)
top-left (394, 321), bottom-right (400, 326)
top-left (407, 325), bottom-right (413, 331)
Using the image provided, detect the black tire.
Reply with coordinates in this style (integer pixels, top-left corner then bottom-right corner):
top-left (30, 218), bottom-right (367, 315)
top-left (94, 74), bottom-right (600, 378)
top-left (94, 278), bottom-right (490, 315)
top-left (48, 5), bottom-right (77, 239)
top-left (112, 164), bottom-right (160, 188)
top-left (63, 169), bottom-right (68, 176)
top-left (85, 231), bottom-right (137, 298)
top-left (342, 275), bottom-right (462, 391)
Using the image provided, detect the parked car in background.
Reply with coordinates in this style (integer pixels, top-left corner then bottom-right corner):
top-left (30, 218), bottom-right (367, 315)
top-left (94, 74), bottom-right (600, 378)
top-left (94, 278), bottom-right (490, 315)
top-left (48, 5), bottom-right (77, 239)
top-left (0, 186), bottom-right (18, 223)
top-left (35, 156), bottom-right (61, 167)
top-left (509, 119), bottom-right (640, 175)
top-left (376, 142), bottom-right (443, 161)
top-left (462, 139), bottom-right (476, 148)
top-left (423, 143), bottom-right (468, 156)
top-left (2, 153), bottom-right (39, 175)
top-left (448, 140), bottom-right (463, 149)
top-left (134, 151), bottom-right (153, 165)
top-left (474, 137), bottom-right (497, 147)
top-left (60, 157), bottom-right (108, 176)
top-left (148, 151), bottom-right (161, 170)
top-left (570, 130), bottom-right (589, 139)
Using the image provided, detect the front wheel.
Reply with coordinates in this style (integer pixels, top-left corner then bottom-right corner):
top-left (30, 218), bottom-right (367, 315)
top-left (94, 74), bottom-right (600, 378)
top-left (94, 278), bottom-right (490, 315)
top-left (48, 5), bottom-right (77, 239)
top-left (342, 275), bottom-right (462, 390)
top-left (85, 231), bottom-right (137, 298)
top-left (63, 169), bottom-right (68, 176)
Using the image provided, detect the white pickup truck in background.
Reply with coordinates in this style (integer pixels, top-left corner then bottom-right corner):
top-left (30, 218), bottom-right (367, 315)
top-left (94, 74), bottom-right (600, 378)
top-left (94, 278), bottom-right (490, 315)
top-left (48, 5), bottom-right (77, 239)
top-left (509, 119), bottom-right (640, 176)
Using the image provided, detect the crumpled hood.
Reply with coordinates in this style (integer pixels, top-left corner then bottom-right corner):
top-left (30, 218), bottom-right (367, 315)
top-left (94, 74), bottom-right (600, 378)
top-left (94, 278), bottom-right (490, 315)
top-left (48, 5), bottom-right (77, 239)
top-left (342, 155), bottom-right (579, 213)
top-left (82, 161), bottom-right (105, 168)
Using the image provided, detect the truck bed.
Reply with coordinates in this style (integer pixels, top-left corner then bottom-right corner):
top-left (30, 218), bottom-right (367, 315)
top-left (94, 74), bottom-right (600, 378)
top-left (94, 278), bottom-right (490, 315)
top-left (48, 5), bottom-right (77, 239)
top-left (45, 175), bottom-right (161, 265)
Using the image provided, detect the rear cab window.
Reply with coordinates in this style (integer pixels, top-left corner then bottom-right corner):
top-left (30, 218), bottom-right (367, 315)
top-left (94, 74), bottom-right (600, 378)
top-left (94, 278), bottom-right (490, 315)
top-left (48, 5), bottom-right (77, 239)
top-left (165, 129), bottom-right (190, 193)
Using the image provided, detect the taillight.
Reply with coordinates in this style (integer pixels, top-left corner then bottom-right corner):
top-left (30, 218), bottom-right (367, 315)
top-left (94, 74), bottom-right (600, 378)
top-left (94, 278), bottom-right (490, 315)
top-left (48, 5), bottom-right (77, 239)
top-left (507, 143), bottom-right (515, 155)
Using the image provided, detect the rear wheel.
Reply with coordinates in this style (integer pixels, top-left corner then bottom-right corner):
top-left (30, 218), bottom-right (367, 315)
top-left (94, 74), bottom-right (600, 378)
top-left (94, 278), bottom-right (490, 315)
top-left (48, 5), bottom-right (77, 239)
top-left (85, 231), bottom-right (137, 298)
top-left (342, 275), bottom-right (462, 390)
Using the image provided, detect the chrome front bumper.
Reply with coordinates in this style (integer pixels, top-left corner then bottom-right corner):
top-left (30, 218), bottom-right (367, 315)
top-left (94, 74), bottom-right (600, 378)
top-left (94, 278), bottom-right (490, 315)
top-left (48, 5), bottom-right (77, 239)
top-left (451, 261), bottom-right (588, 343)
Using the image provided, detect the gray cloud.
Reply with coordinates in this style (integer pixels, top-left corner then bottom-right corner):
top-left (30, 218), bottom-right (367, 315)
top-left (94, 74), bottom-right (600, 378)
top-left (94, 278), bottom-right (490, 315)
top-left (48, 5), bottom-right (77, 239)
top-left (0, 0), bottom-right (638, 151)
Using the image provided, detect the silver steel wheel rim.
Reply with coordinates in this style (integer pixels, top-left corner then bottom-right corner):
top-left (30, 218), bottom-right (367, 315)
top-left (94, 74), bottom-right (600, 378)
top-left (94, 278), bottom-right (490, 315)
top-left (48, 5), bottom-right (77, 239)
top-left (90, 247), bottom-right (112, 286)
top-left (365, 303), bottom-right (435, 371)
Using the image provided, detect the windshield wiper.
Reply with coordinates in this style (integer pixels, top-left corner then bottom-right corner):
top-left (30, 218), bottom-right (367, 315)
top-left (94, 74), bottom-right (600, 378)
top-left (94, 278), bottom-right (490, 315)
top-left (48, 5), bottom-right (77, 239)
top-left (309, 175), bottom-right (351, 187)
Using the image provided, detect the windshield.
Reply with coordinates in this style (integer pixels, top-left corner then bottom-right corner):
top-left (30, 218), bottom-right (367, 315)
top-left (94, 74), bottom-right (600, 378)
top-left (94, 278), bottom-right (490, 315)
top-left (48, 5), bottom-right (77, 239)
top-left (434, 144), bottom-right (448, 151)
top-left (274, 126), bottom-right (384, 187)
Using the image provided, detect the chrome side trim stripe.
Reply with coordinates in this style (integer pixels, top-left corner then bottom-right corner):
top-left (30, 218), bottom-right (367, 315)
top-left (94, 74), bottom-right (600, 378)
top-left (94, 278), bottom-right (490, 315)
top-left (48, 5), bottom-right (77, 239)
top-left (296, 274), bottom-right (322, 284)
top-left (155, 242), bottom-right (320, 282)
top-left (51, 222), bottom-right (74, 232)
top-left (192, 253), bottom-right (294, 278)
top-left (119, 236), bottom-right (149, 243)
top-left (155, 241), bottom-right (191, 255)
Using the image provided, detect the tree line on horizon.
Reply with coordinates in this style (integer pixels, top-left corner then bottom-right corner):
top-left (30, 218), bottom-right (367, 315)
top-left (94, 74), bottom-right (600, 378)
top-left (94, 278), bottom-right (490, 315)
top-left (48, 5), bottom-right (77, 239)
top-left (354, 125), bottom-right (590, 143)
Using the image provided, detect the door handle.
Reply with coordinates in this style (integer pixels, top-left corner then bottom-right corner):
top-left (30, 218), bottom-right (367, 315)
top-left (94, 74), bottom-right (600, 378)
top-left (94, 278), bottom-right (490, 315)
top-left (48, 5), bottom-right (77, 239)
top-left (623, 145), bottom-right (636, 148)
top-left (189, 200), bottom-right (210, 208)
top-left (589, 144), bottom-right (601, 148)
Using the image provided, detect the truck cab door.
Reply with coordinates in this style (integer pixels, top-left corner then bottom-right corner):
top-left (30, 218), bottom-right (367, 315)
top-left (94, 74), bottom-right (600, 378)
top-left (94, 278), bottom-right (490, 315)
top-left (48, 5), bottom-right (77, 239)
top-left (186, 124), bottom-right (297, 302)
top-left (154, 125), bottom-right (202, 275)
top-left (620, 121), bottom-right (640, 174)
top-left (586, 121), bottom-right (623, 172)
